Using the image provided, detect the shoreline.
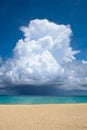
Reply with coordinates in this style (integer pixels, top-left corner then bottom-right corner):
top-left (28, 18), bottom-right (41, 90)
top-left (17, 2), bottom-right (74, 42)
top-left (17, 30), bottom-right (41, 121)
top-left (0, 103), bottom-right (87, 105)
top-left (0, 104), bottom-right (87, 130)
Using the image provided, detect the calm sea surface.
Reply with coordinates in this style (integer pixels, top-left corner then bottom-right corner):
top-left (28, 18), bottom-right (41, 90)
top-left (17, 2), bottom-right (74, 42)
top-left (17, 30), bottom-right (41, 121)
top-left (0, 96), bottom-right (87, 104)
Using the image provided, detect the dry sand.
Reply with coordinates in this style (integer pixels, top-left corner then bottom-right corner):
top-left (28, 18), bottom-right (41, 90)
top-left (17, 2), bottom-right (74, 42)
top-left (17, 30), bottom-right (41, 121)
top-left (0, 104), bottom-right (87, 130)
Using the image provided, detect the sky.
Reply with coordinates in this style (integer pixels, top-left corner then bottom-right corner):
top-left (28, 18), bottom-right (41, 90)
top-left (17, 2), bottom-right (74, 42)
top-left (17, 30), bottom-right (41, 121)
top-left (0, 0), bottom-right (87, 95)
top-left (0, 0), bottom-right (87, 60)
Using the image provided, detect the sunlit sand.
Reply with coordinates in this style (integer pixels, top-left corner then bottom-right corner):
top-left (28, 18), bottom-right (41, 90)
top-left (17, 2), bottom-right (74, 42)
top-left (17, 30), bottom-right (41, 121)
top-left (0, 104), bottom-right (87, 130)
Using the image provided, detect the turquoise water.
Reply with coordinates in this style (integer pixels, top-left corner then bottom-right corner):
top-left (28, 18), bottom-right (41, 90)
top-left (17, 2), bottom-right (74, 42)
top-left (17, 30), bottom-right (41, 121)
top-left (0, 96), bottom-right (87, 104)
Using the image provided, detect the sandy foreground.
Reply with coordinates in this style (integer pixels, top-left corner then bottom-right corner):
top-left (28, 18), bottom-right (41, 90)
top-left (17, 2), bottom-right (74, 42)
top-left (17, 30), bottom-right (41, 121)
top-left (0, 104), bottom-right (87, 130)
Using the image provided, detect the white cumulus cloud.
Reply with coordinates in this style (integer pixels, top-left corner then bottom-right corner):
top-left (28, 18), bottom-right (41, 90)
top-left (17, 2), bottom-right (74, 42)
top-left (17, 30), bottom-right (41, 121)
top-left (0, 19), bottom-right (87, 90)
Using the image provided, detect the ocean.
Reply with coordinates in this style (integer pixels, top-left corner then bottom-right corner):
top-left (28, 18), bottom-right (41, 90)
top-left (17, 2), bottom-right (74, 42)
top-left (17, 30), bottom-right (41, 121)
top-left (0, 96), bottom-right (87, 104)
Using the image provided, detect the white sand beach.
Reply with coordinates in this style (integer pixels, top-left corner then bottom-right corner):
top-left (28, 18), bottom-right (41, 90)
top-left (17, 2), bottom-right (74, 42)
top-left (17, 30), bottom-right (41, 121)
top-left (0, 104), bottom-right (87, 130)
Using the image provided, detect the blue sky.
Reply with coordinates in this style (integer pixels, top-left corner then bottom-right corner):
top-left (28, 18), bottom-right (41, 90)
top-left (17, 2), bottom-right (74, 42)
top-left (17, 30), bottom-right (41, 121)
top-left (0, 0), bottom-right (87, 60)
top-left (0, 0), bottom-right (87, 95)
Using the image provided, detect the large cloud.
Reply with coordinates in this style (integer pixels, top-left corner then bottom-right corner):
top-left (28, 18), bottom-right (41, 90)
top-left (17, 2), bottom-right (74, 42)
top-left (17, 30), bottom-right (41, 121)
top-left (0, 19), bottom-right (87, 90)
